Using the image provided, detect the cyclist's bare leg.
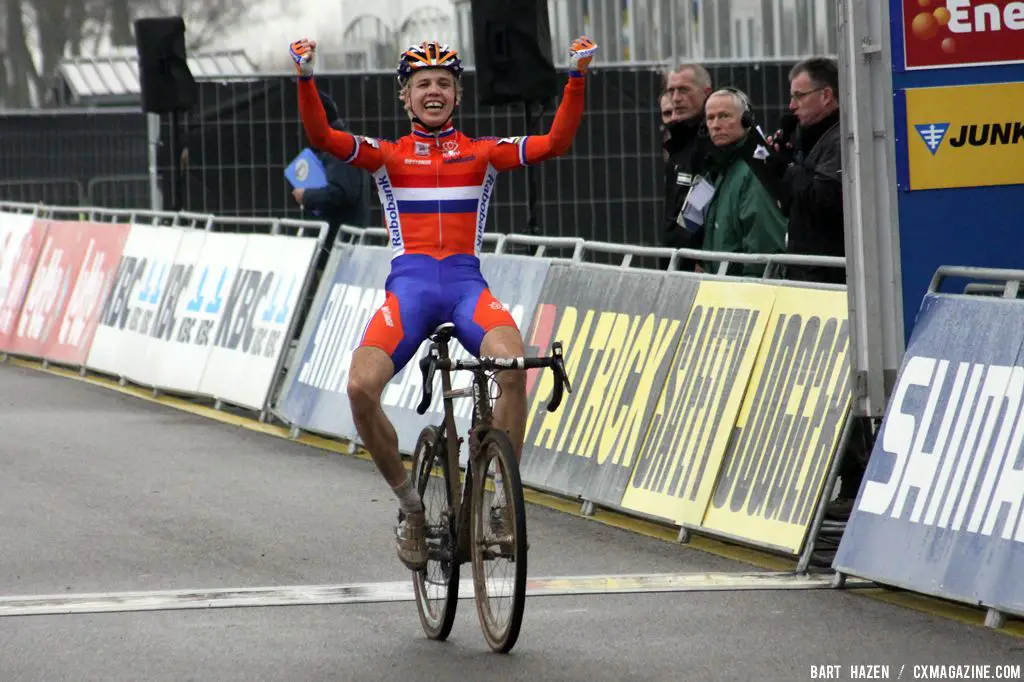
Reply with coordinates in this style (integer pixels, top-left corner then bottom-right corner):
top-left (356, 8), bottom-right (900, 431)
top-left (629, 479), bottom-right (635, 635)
top-left (348, 345), bottom-right (426, 568)
top-left (347, 347), bottom-right (407, 488)
top-left (479, 325), bottom-right (527, 460)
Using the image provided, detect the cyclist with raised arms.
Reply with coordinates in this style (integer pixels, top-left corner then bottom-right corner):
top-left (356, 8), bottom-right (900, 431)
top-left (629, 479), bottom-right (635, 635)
top-left (289, 35), bottom-right (598, 570)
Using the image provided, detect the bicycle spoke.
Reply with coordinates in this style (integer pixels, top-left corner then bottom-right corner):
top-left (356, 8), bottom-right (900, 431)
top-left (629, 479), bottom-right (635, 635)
top-left (470, 429), bottom-right (527, 653)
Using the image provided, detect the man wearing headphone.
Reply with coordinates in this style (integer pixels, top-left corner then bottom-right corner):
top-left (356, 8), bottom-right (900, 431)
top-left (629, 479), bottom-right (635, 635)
top-left (699, 88), bottom-right (787, 277)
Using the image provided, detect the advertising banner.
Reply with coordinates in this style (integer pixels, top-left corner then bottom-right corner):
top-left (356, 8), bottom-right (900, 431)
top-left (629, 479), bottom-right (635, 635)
top-left (702, 287), bottom-right (853, 554)
top-left (889, 0), bottom-right (1024, 341)
top-left (620, 280), bottom-right (774, 525)
top-left (835, 293), bottom-right (1024, 616)
top-left (146, 231), bottom-right (248, 394)
top-left (275, 245), bottom-right (388, 441)
top-left (520, 265), bottom-right (684, 505)
top-left (87, 224), bottom-right (185, 381)
top-left (0, 213), bottom-right (47, 352)
top-left (42, 223), bottom-right (131, 365)
top-left (906, 81), bottom-right (1024, 191)
top-left (900, 0), bottom-right (1024, 70)
top-left (6, 220), bottom-right (132, 363)
top-left (197, 233), bottom-right (317, 410)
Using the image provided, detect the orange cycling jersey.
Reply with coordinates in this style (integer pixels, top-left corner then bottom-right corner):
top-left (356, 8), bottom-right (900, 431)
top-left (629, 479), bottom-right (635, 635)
top-left (296, 76), bottom-right (586, 260)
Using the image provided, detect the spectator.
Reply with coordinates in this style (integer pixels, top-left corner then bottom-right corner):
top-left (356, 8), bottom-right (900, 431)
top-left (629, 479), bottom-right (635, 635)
top-left (290, 92), bottom-right (372, 335)
top-left (661, 64), bottom-right (713, 266)
top-left (769, 57), bottom-right (845, 284)
top-left (292, 91), bottom-right (372, 273)
top-left (700, 89), bottom-right (787, 277)
top-left (765, 58), bottom-right (869, 521)
top-left (659, 91), bottom-right (674, 163)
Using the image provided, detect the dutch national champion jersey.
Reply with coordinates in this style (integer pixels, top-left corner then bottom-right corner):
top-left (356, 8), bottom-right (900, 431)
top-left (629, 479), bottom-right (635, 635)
top-left (297, 75), bottom-right (586, 260)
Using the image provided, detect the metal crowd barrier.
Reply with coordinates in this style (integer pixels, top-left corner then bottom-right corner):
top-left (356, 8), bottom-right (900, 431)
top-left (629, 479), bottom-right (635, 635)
top-left (0, 201), bottom-right (329, 423)
top-left (2, 202), bottom-right (853, 576)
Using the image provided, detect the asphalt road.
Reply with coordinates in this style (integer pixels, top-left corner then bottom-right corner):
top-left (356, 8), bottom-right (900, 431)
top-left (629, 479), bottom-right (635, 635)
top-left (1, 361), bottom-right (1021, 682)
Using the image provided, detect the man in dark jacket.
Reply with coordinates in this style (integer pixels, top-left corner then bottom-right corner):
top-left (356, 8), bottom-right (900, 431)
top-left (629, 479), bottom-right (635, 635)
top-left (770, 57), bottom-right (845, 284)
top-left (768, 59), bottom-right (868, 523)
top-left (661, 64), bottom-right (713, 267)
top-left (292, 92), bottom-right (371, 270)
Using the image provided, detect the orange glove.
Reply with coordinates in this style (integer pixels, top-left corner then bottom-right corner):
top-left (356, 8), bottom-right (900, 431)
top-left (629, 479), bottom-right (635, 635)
top-left (289, 38), bottom-right (317, 77)
top-left (569, 36), bottom-right (598, 76)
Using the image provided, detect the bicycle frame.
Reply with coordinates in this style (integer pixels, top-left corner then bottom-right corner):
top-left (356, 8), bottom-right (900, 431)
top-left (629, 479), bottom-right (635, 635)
top-left (417, 328), bottom-right (571, 568)
top-left (431, 336), bottom-right (490, 567)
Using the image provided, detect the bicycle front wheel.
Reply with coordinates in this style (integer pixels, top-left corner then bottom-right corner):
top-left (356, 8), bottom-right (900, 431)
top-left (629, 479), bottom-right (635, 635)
top-left (411, 425), bottom-right (460, 641)
top-left (470, 428), bottom-right (528, 653)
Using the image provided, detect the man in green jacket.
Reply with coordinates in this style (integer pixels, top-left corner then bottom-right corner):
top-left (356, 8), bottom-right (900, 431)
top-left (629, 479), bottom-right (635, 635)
top-left (700, 88), bottom-right (788, 277)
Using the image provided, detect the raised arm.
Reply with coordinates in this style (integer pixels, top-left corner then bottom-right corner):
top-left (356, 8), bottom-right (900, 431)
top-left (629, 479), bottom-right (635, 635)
top-left (290, 39), bottom-right (385, 172)
top-left (488, 37), bottom-right (598, 171)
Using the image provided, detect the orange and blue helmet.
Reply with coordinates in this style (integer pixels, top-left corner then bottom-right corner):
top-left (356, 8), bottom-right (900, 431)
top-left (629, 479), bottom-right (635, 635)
top-left (397, 41), bottom-right (464, 86)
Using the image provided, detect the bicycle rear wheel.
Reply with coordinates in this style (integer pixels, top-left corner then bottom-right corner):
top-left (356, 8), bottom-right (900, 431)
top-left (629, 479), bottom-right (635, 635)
top-left (470, 429), bottom-right (527, 653)
top-left (411, 425), bottom-right (460, 640)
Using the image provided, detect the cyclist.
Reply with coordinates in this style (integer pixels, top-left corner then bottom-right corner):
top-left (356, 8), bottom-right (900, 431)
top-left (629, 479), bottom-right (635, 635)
top-left (288, 35), bottom-right (598, 570)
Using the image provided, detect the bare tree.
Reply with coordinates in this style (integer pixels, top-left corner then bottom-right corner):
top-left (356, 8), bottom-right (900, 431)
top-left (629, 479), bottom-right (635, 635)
top-left (106, 0), bottom-right (257, 51)
top-left (1, 0), bottom-right (256, 109)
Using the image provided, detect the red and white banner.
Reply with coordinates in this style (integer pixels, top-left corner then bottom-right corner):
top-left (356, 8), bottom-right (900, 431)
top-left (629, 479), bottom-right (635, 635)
top-left (6, 220), bottom-right (79, 358)
top-left (902, 0), bottom-right (1024, 70)
top-left (4, 219), bottom-right (131, 362)
top-left (0, 212), bottom-right (48, 352)
top-left (45, 222), bottom-right (131, 365)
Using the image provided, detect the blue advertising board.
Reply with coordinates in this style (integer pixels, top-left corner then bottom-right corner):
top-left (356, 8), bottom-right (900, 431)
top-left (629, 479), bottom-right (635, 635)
top-left (834, 292), bottom-right (1024, 616)
top-left (888, 0), bottom-right (1024, 340)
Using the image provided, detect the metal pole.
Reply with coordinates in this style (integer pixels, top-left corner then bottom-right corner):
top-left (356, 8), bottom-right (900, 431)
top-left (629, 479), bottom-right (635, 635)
top-left (147, 113), bottom-right (163, 211)
top-left (838, 0), bottom-right (904, 420)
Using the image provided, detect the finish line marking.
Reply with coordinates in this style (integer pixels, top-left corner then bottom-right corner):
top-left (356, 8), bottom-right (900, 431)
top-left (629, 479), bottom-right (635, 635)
top-left (0, 571), bottom-right (871, 617)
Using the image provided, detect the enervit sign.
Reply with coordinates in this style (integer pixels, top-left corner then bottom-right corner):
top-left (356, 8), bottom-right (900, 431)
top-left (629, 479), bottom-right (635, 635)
top-left (902, 0), bottom-right (1024, 69)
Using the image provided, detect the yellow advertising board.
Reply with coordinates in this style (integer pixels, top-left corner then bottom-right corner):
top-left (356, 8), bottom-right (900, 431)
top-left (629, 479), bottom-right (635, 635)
top-left (620, 280), bottom-right (774, 526)
top-left (701, 287), bottom-right (852, 554)
top-left (906, 81), bottom-right (1024, 190)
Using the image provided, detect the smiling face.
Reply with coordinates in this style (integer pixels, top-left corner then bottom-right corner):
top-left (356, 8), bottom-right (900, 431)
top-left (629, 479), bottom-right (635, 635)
top-left (403, 69), bottom-right (459, 127)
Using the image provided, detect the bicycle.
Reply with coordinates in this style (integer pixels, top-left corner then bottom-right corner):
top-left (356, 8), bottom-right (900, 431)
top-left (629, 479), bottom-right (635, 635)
top-left (409, 321), bottom-right (572, 653)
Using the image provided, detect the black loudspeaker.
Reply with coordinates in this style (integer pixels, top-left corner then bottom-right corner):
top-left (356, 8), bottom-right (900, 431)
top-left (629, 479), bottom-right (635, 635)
top-left (470, 0), bottom-right (558, 106)
top-left (134, 16), bottom-right (197, 113)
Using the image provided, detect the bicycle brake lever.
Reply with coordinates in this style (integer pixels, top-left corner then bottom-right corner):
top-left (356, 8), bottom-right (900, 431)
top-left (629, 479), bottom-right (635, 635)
top-left (416, 352), bottom-right (437, 415)
top-left (552, 341), bottom-right (572, 393)
top-left (546, 342), bottom-right (571, 413)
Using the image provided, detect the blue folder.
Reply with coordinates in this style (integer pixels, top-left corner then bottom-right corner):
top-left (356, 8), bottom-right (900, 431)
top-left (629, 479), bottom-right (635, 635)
top-left (284, 148), bottom-right (328, 189)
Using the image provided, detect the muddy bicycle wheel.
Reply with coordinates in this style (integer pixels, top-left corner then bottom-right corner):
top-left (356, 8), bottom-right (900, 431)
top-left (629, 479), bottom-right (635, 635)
top-left (470, 428), bottom-right (527, 653)
top-left (411, 425), bottom-right (460, 640)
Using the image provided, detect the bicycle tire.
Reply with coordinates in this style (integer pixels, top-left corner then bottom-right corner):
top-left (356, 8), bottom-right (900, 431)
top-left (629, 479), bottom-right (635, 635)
top-left (411, 425), bottom-right (460, 640)
top-left (470, 428), bottom-right (528, 653)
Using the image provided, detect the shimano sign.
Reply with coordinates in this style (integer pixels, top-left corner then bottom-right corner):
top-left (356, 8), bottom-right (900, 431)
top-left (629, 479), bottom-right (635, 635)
top-left (835, 293), bottom-right (1024, 617)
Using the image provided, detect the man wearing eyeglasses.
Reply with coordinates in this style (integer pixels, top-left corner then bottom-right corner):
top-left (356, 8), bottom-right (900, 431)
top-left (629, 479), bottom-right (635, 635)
top-left (771, 57), bottom-right (867, 526)
top-left (769, 57), bottom-right (844, 285)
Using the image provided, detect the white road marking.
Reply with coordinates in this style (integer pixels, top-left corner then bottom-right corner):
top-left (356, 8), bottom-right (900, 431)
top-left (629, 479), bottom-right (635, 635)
top-left (0, 571), bottom-right (870, 617)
